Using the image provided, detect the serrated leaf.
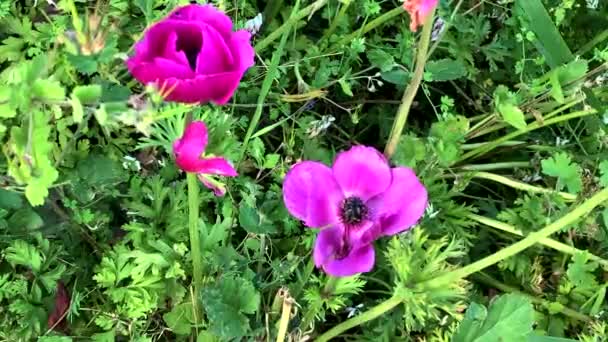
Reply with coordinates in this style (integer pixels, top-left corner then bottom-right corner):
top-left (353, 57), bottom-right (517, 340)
top-left (67, 54), bottom-right (98, 74)
top-left (5, 240), bottom-right (42, 272)
top-left (380, 67), bottom-right (409, 85)
top-left (338, 79), bottom-right (353, 97)
top-left (73, 84), bottom-right (102, 104)
top-left (495, 85), bottom-right (527, 130)
top-left (32, 79), bottom-right (65, 102)
top-left (566, 252), bottom-right (598, 289)
top-left (238, 202), bottom-right (276, 234)
top-left (454, 293), bottom-right (534, 342)
top-left (263, 153), bottom-right (280, 169)
top-left (367, 49), bottom-right (395, 72)
top-left (425, 58), bottom-right (467, 81)
top-left (541, 153), bottom-right (582, 194)
top-left (201, 276), bottom-right (260, 340)
top-left (163, 302), bottom-right (194, 335)
top-left (91, 330), bottom-right (115, 342)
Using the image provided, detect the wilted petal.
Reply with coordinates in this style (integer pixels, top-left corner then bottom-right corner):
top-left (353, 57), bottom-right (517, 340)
top-left (283, 161), bottom-right (343, 228)
top-left (368, 167), bottom-right (428, 236)
top-left (332, 146), bottom-right (391, 201)
top-left (168, 4), bottom-right (234, 39)
top-left (313, 226), bottom-right (375, 277)
top-left (173, 121), bottom-right (208, 172)
top-left (198, 174), bottom-right (227, 196)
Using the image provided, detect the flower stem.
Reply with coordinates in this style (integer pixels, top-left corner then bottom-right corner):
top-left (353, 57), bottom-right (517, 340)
top-left (468, 213), bottom-right (608, 268)
top-left (461, 171), bottom-right (577, 202)
top-left (384, 8), bottom-right (436, 158)
top-left (430, 187), bottom-right (608, 287)
top-left (313, 188), bottom-right (608, 339)
top-left (255, 0), bottom-right (327, 52)
top-left (239, 0), bottom-right (301, 165)
top-left (473, 272), bottom-right (591, 322)
top-left (332, 7), bottom-right (404, 51)
top-left (187, 172), bottom-right (203, 315)
top-left (315, 294), bottom-right (402, 342)
top-left (322, 276), bottom-right (340, 296)
top-left (457, 161), bottom-right (532, 171)
top-left (457, 109), bottom-right (597, 163)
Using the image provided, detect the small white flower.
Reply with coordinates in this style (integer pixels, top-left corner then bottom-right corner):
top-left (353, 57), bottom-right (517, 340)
top-left (244, 13), bottom-right (263, 35)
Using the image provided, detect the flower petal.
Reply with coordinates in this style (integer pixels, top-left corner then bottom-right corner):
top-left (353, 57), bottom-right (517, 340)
top-left (282, 161), bottom-right (343, 228)
top-left (313, 227), bottom-right (375, 277)
top-left (198, 174), bottom-right (228, 196)
top-left (195, 157), bottom-right (238, 177)
top-left (209, 30), bottom-right (255, 104)
top-left (368, 167), bottom-right (428, 236)
top-left (127, 57), bottom-right (195, 86)
top-left (156, 72), bottom-right (240, 104)
top-left (196, 23), bottom-right (234, 75)
top-left (173, 121), bottom-right (208, 173)
top-left (332, 146), bottom-right (391, 201)
top-left (168, 4), bottom-right (234, 39)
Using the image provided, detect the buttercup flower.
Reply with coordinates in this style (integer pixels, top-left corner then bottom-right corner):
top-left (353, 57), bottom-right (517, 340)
top-left (173, 121), bottom-right (237, 196)
top-left (403, 0), bottom-right (438, 32)
top-left (126, 4), bottom-right (255, 104)
top-left (282, 146), bottom-right (428, 277)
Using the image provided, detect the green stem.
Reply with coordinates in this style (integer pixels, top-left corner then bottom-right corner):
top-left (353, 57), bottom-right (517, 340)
top-left (576, 28), bottom-right (608, 56)
top-left (332, 7), bottom-right (404, 51)
top-left (462, 171), bottom-right (577, 201)
top-left (320, 0), bottom-right (352, 45)
top-left (468, 214), bottom-right (608, 268)
top-left (322, 276), bottom-right (340, 296)
top-left (473, 273), bottom-right (591, 322)
top-left (430, 187), bottom-right (608, 286)
top-left (255, 0), bottom-right (327, 52)
top-left (315, 295), bottom-right (402, 342)
top-left (239, 1), bottom-right (301, 165)
top-left (384, 8), bottom-right (436, 158)
top-left (314, 188), bottom-right (608, 339)
top-left (457, 162), bottom-right (532, 171)
top-left (458, 109), bottom-right (597, 163)
top-left (187, 173), bottom-right (203, 315)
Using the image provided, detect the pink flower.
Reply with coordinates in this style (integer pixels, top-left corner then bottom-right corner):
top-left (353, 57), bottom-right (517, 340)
top-left (126, 4), bottom-right (255, 104)
top-left (173, 121), bottom-right (237, 196)
top-left (403, 0), bottom-right (438, 32)
top-left (282, 146), bottom-right (428, 277)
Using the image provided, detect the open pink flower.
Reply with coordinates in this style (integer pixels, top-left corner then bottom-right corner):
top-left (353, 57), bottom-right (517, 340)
top-left (282, 146), bottom-right (427, 277)
top-left (403, 0), bottom-right (438, 32)
top-left (173, 121), bottom-right (237, 196)
top-left (126, 4), bottom-right (254, 104)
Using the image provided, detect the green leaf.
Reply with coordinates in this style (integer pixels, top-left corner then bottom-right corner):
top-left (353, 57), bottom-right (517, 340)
top-left (91, 330), bottom-right (115, 342)
top-left (452, 302), bottom-right (488, 342)
top-left (0, 189), bottom-right (23, 209)
top-left (454, 293), bottom-right (534, 342)
top-left (599, 160), bottom-right (608, 187)
top-left (197, 331), bottom-right (219, 342)
top-left (8, 208), bottom-right (43, 230)
top-left (32, 79), bottom-right (65, 102)
top-left (73, 84), bottom-right (102, 104)
top-left (134, 0), bottom-right (155, 24)
top-left (527, 336), bottom-right (579, 342)
top-left (202, 276), bottom-right (260, 340)
top-left (0, 103), bottom-right (16, 118)
top-left (263, 153), bottom-right (280, 169)
top-left (541, 153), bottom-right (582, 194)
top-left (380, 68), bottom-right (409, 86)
top-left (566, 252), bottom-right (599, 289)
top-left (163, 302), bottom-right (194, 335)
top-left (71, 95), bottom-right (83, 123)
top-left (37, 337), bottom-right (73, 342)
top-left (5, 240), bottom-right (42, 272)
top-left (238, 202), bottom-right (277, 234)
top-left (515, 0), bottom-right (573, 68)
top-left (67, 54), bottom-right (98, 74)
top-left (425, 58), bottom-right (467, 81)
top-left (367, 49), bottom-right (395, 72)
top-left (494, 85), bottom-right (527, 130)
top-left (338, 79), bottom-right (353, 97)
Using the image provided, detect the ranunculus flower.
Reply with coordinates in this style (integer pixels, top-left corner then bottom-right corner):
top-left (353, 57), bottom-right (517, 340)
top-left (173, 121), bottom-right (237, 196)
top-left (282, 146), bottom-right (428, 277)
top-left (126, 4), bottom-right (255, 104)
top-left (403, 0), bottom-right (438, 32)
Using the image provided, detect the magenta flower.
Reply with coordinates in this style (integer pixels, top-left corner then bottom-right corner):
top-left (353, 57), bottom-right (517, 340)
top-left (282, 146), bottom-right (428, 277)
top-left (403, 0), bottom-right (438, 32)
top-left (126, 4), bottom-right (255, 104)
top-left (173, 121), bottom-right (237, 196)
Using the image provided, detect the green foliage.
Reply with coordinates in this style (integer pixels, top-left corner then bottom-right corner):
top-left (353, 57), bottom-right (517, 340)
top-left (541, 153), bottom-right (583, 194)
top-left (453, 293), bottom-right (535, 342)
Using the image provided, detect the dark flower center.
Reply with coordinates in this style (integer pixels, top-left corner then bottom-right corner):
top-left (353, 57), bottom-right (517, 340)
top-left (176, 33), bottom-right (202, 71)
top-left (340, 196), bottom-right (368, 226)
